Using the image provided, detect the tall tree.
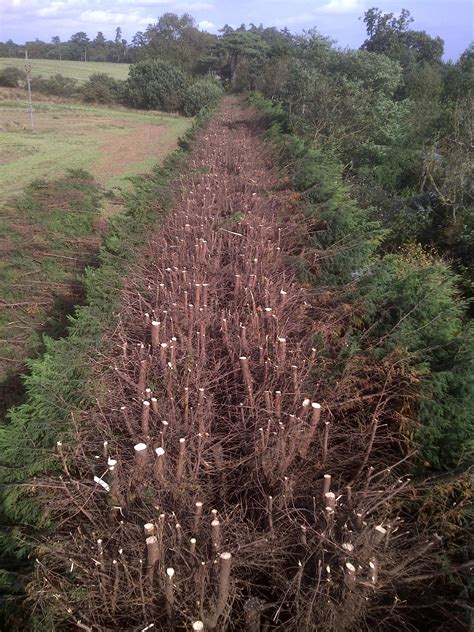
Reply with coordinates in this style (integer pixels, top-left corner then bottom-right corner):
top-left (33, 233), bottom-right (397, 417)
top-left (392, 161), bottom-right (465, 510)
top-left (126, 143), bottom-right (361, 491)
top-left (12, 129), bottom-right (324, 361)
top-left (361, 7), bottom-right (444, 66)
top-left (69, 31), bottom-right (90, 60)
top-left (143, 13), bottom-right (215, 73)
top-left (93, 31), bottom-right (106, 46)
top-left (204, 29), bottom-right (269, 88)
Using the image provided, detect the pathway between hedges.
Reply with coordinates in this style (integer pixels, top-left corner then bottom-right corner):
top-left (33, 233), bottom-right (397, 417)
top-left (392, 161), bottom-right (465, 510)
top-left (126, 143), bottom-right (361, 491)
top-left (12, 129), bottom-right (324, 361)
top-left (38, 97), bottom-right (401, 631)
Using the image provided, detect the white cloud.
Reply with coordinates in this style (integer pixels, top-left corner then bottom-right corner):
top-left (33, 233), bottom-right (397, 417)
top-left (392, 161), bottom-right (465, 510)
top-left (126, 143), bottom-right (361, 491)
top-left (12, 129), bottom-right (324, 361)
top-left (9, 0), bottom-right (38, 7)
top-left (184, 2), bottom-right (214, 9)
top-left (272, 0), bottom-right (364, 27)
top-left (37, 2), bottom-right (68, 17)
top-left (318, 0), bottom-right (364, 14)
top-left (79, 9), bottom-right (155, 27)
top-left (274, 13), bottom-right (315, 26)
top-left (3, 0), bottom-right (75, 11)
top-left (115, 0), bottom-right (213, 8)
top-left (116, 0), bottom-right (172, 5)
top-left (4, 0), bottom-right (214, 18)
top-left (198, 19), bottom-right (215, 31)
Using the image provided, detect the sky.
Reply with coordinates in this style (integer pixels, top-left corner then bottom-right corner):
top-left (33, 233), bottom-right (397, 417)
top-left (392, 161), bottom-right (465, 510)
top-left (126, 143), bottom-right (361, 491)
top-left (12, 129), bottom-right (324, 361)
top-left (0, 0), bottom-right (472, 61)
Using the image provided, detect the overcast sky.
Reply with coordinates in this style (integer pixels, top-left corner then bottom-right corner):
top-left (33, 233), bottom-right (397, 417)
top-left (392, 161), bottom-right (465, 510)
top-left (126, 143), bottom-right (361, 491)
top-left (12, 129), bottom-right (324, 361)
top-left (0, 0), bottom-right (472, 60)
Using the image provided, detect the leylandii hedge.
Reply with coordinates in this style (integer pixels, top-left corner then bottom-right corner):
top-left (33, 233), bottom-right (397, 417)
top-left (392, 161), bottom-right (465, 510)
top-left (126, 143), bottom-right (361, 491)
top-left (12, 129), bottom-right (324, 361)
top-left (0, 106), bottom-right (215, 629)
top-left (250, 92), bottom-right (473, 473)
top-left (251, 93), bottom-right (473, 627)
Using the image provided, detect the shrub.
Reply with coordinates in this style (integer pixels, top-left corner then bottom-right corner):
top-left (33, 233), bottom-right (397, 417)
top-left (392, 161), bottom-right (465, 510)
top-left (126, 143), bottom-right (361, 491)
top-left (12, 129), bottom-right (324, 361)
top-left (81, 73), bottom-right (125, 104)
top-left (0, 66), bottom-right (24, 88)
top-left (182, 76), bottom-right (223, 116)
top-left (30, 73), bottom-right (79, 97)
top-left (125, 60), bottom-right (189, 111)
top-left (0, 108), bottom-right (215, 628)
top-left (250, 94), bottom-right (385, 283)
top-left (252, 93), bottom-right (474, 473)
top-left (357, 249), bottom-right (474, 470)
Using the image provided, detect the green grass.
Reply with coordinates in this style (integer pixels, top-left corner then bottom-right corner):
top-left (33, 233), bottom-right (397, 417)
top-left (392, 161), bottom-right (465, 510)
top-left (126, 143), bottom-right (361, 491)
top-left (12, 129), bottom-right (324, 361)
top-left (0, 58), bottom-right (130, 83)
top-left (0, 99), bottom-right (191, 204)
top-left (0, 98), bottom-right (191, 394)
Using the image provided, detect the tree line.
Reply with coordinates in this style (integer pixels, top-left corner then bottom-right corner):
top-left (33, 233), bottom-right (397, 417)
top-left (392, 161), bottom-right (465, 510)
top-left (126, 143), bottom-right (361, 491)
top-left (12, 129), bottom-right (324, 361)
top-left (0, 15), bottom-right (213, 64)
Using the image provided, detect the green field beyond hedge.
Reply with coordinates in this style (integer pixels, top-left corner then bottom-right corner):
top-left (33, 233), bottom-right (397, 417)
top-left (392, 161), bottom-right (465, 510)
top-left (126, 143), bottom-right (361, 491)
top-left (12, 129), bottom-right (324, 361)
top-left (0, 58), bottom-right (130, 83)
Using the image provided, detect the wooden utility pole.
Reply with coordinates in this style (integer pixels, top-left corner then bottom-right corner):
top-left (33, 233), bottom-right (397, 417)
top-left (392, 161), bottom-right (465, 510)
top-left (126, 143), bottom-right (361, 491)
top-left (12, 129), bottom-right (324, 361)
top-left (24, 49), bottom-right (34, 132)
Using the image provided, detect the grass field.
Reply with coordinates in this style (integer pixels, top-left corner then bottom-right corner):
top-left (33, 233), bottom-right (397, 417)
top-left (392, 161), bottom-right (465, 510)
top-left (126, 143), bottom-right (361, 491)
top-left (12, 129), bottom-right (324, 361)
top-left (0, 57), bottom-right (130, 83)
top-left (0, 98), bottom-right (191, 205)
top-left (0, 95), bottom-right (191, 397)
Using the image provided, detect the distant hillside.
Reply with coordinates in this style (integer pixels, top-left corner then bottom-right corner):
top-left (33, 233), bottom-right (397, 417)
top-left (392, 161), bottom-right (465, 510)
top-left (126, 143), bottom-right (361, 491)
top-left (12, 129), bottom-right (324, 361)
top-left (0, 57), bottom-right (130, 83)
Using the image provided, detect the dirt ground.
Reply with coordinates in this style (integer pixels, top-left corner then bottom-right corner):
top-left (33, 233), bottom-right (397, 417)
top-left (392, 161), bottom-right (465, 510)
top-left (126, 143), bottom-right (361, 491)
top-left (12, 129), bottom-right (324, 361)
top-left (0, 97), bottom-right (191, 204)
top-left (94, 123), bottom-right (177, 181)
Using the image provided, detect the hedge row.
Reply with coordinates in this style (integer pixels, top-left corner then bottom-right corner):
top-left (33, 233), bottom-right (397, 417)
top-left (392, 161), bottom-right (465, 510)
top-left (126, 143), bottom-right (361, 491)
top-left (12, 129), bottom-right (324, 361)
top-left (250, 92), bottom-right (473, 627)
top-left (0, 62), bottom-right (224, 115)
top-left (0, 106), bottom-right (215, 628)
top-left (250, 92), bottom-right (473, 473)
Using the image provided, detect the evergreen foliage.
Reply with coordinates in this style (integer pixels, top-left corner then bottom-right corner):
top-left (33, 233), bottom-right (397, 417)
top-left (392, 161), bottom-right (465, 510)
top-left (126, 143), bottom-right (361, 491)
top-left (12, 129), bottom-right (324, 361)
top-left (0, 170), bottom-right (103, 410)
top-left (182, 76), bottom-right (224, 116)
top-left (251, 93), bottom-right (473, 473)
top-left (251, 93), bottom-right (386, 282)
top-left (0, 108), bottom-right (213, 627)
top-left (125, 59), bottom-right (189, 111)
top-left (357, 249), bottom-right (474, 469)
top-left (251, 97), bottom-right (472, 624)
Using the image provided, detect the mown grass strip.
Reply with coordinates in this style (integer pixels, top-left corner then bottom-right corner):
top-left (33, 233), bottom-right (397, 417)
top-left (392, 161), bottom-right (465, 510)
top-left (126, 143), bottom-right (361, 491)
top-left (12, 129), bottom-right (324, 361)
top-left (0, 99), bottom-right (191, 204)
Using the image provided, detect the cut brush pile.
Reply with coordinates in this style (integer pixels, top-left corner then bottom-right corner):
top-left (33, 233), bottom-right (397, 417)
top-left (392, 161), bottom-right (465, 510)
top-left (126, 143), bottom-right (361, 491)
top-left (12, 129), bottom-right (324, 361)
top-left (29, 99), bottom-right (446, 631)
